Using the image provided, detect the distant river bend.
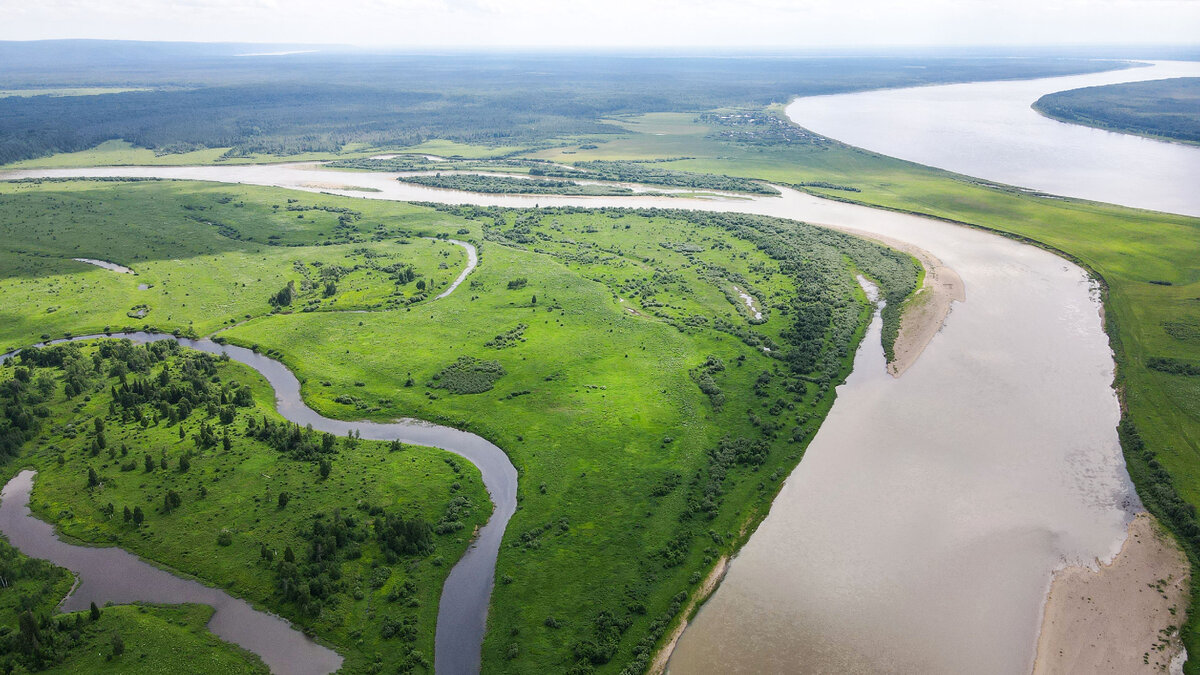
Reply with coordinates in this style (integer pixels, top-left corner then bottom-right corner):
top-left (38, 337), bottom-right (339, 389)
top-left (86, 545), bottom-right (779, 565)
top-left (786, 59), bottom-right (1200, 217)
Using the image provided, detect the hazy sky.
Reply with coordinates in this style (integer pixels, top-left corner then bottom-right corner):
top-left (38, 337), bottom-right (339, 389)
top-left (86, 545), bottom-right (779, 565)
top-left (2, 0), bottom-right (1198, 48)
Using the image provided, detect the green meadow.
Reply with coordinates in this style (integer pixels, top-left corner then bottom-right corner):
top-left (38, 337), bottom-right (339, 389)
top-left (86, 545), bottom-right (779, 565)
top-left (0, 177), bottom-right (918, 672)
top-left (41, 604), bottom-right (269, 674)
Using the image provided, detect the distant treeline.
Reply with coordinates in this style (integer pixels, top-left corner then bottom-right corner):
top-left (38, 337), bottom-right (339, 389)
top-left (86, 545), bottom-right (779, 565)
top-left (0, 84), bottom-right (618, 165)
top-left (1033, 77), bottom-right (1200, 144)
top-left (0, 47), bottom-right (1134, 165)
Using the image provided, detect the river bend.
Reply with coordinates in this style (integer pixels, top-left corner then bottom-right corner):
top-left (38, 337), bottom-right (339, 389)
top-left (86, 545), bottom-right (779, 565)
top-left (786, 60), bottom-right (1200, 217)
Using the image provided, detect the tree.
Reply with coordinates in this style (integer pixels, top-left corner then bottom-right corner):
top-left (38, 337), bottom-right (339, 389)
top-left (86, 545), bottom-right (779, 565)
top-left (110, 632), bottom-right (125, 657)
top-left (163, 490), bottom-right (182, 513)
top-left (416, 279), bottom-right (426, 291)
top-left (278, 491), bottom-right (290, 508)
top-left (532, 294), bottom-right (537, 305)
top-left (179, 454), bottom-right (190, 472)
top-left (323, 281), bottom-right (337, 297)
top-left (270, 281), bottom-right (295, 307)
top-left (90, 602), bottom-right (101, 621)
top-left (319, 458), bottom-right (332, 479)
top-left (17, 610), bottom-right (39, 655)
top-left (144, 453), bottom-right (154, 472)
top-left (179, 425), bottom-right (185, 440)
top-left (123, 505), bottom-right (132, 522)
top-left (222, 430), bottom-right (232, 452)
top-left (133, 506), bottom-right (144, 525)
top-left (87, 466), bottom-right (100, 489)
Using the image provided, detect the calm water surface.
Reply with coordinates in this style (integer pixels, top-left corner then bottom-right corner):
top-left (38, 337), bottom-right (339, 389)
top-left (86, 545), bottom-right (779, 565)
top-left (787, 60), bottom-right (1200, 217)
top-left (0, 146), bottom-right (1135, 673)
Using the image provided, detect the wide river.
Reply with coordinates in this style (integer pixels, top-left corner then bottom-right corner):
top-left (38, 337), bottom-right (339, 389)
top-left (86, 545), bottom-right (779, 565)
top-left (787, 60), bottom-right (1200, 217)
top-left (6, 63), bottom-right (1189, 671)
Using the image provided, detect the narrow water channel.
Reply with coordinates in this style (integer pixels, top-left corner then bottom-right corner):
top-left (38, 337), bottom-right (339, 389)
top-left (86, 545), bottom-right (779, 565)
top-left (0, 332), bottom-right (517, 675)
top-left (0, 469), bottom-right (344, 675)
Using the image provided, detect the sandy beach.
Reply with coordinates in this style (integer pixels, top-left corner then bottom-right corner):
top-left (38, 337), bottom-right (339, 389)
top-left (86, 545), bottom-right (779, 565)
top-left (1033, 512), bottom-right (1190, 674)
top-left (649, 556), bottom-right (730, 675)
top-left (825, 226), bottom-right (965, 378)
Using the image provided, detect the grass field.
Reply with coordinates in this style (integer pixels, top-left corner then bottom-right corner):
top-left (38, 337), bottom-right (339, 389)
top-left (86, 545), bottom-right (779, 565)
top-left (0, 180), bottom-right (473, 346)
top-left (41, 604), bottom-right (268, 674)
top-left (2, 140), bottom-right (391, 170)
top-left (0, 178), bottom-right (917, 673)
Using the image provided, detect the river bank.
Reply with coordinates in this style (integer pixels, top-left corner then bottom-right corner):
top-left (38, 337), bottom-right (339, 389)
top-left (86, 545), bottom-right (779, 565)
top-left (1033, 512), bottom-right (1190, 674)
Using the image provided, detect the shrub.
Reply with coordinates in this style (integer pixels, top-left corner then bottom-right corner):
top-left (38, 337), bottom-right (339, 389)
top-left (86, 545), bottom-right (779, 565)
top-left (431, 356), bottom-right (506, 394)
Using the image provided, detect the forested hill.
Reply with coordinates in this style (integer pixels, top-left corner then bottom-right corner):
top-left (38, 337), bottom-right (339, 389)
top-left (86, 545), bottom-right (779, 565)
top-left (1033, 77), bottom-right (1200, 144)
top-left (0, 43), bottom-right (1135, 165)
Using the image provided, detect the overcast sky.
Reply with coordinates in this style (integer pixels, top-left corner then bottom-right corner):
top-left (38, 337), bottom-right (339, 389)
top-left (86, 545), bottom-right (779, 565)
top-left (1, 0), bottom-right (1198, 48)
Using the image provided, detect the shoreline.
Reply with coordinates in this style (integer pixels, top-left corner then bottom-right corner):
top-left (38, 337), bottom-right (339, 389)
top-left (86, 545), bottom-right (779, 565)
top-left (648, 556), bottom-right (730, 675)
top-left (823, 225), bottom-right (966, 378)
top-left (1033, 512), bottom-right (1190, 674)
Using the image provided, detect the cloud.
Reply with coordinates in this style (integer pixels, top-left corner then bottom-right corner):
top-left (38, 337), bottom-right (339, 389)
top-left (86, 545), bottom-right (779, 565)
top-left (0, 0), bottom-right (1197, 47)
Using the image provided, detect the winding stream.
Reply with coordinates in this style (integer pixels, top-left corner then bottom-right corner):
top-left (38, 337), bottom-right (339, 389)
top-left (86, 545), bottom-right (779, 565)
top-left (0, 332), bottom-right (516, 675)
top-left (431, 238), bottom-right (478, 300)
top-left (72, 258), bottom-right (135, 274)
top-left (4, 60), bottom-right (1186, 670)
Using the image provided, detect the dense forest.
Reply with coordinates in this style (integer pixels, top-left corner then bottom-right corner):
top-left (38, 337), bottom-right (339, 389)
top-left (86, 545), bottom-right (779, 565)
top-left (1033, 77), bottom-right (1200, 144)
top-left (0, 43), bottom-right (1136, 165)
